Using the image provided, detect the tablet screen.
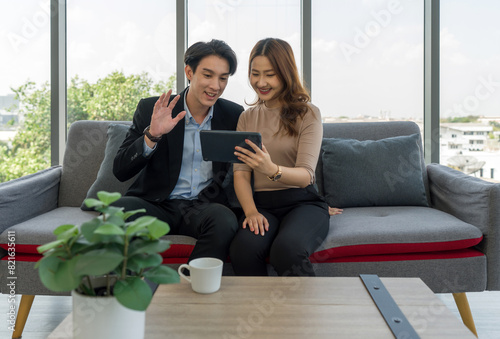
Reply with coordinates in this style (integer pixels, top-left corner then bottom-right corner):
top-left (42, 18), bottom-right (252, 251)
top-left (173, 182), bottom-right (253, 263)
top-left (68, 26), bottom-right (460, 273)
top-left (200, 130), bottom-right (262, 163)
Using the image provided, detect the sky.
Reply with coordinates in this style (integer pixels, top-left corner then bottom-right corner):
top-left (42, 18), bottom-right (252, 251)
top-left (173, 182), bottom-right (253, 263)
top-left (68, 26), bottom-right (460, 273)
top-left (0, 0), bottom-right (499, 119)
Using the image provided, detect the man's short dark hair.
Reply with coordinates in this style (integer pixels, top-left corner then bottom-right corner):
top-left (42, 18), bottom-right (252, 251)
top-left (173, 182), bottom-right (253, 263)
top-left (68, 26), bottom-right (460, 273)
top-left (184, 39), bottom-right (237, 76)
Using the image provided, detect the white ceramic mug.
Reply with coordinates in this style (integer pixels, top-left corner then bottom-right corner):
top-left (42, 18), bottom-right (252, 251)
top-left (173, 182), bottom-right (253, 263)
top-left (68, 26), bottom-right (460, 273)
top-left (178, 257), bottom-right (223, 294)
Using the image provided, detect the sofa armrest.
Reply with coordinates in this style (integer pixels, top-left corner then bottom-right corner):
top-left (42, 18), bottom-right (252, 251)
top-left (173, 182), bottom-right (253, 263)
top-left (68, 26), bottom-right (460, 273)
top-left (0, 166), bottom-right (62, 234)
top-left (427, 163), bottom-right (500, 290)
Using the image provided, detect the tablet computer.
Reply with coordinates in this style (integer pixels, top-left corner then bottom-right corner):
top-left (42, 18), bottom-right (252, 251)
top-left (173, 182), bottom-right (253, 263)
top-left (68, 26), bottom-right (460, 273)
top-left (200, 130), bottom-right (262, 163)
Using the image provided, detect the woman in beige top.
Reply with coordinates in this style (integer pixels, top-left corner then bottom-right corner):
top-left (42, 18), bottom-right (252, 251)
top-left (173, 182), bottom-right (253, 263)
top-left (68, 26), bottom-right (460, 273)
top-left (229, 38), bottom-right (330, 276)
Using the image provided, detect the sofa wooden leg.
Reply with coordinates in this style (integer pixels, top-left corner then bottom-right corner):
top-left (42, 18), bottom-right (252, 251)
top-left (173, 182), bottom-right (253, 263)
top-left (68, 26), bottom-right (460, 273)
top-left (12, 295), bottom-right (35, 339)
top-left (452, 292), bottom-right (478, 337)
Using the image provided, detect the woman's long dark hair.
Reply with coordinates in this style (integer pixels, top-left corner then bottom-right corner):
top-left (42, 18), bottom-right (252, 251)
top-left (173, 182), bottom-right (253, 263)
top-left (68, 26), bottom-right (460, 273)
top-left (248, 38), bottom-right (311, 137)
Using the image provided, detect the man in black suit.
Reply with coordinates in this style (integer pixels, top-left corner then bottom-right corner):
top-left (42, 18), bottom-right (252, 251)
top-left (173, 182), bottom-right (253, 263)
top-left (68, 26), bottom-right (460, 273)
top-left (113, 40), bottom-right (244, 262)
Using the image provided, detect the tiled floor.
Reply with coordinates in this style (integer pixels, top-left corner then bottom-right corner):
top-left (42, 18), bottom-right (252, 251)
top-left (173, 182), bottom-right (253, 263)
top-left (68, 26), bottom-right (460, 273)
top-left (0, 291), bottom-right (499, 338)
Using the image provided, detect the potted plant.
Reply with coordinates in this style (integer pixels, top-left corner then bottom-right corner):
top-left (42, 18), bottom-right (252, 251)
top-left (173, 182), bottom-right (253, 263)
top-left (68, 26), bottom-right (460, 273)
top-left (36, 191), bottom-right (179, 339)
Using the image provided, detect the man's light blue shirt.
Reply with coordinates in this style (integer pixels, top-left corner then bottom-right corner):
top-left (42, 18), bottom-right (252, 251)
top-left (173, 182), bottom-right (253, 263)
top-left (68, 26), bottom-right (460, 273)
top-left (143, 93), bottom-right (213, 200)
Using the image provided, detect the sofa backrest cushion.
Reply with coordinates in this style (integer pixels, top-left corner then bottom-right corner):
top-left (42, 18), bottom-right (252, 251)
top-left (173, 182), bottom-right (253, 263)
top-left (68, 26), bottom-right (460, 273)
top-left (59, 120), bottom-right (427, 207)
top-left (321, 133), bottom-right (428, 208)
top-left (58, 120), bottom-right (131, 207)
top-left (316, 121), bottom-right (429, 205)
top-left (80, 123), bottom-right (139, 210)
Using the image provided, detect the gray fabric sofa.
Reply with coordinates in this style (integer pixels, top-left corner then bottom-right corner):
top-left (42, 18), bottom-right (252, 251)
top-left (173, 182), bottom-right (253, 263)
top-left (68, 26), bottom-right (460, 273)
top-left (1, 119), bottom-right (499, 337)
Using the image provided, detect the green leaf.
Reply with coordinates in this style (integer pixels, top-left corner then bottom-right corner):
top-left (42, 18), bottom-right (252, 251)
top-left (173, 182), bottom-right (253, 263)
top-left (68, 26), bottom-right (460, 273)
top-left (125, 216), bottom-right (155, 236)
top-left (114, 277), bottom-right (152, 311)
top-left (81, 218), bottom-right (103, 241)
top-left (128, 253), bottom-right (163, 270)
top-left (106, 214), bottom-right (125, 227)
top-left (97, 191), bottom-right (122, 205)
top-left (125, 223), bottom-right (148, 237)
top-left (128, 216), bottom-right (155, 230)
top-left (128, 239), bottom-right (171, 256)
top-left (54, 224), bottom-right (79, 241)
top-left (100, 206), bottom-right (125, 219)
top-left (84, 198), bottom-right (104, 209)
top-left (38, 256), bottom-right (81, 292)
top-left (94, 223), bottom-right (125, 236)
top-left (53, 257), bottom-right (83, 291)
top-left (70, 240), bottom-right (95, 255)
top-left (147, 219), bottom-right (170, 239)
top-left (143, 265), bottom-right (180, 284)
top-left (53, 224), bottom-right (77, 236)
top-left (37, 239), bottom-right (65, 254)
top-left (81, 219), bottom-right (124, 245)
top-left (123, 209), bottom-right (146, 221)
top-left (36, 248), bottom-right (69, 267)
top-left (73, 249), bottom-right (124, 275)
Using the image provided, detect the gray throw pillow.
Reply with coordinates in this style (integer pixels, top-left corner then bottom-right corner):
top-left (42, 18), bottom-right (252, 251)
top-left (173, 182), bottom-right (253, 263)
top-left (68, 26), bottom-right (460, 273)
top-left (80, 124), bottom-right (137, 210)
top-left (321, 133), bottom-right (429, 208)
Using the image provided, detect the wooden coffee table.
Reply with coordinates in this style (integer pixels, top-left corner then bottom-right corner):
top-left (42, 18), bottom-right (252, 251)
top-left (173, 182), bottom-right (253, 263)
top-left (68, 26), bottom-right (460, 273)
top-left (48, 276), bottom-right (476, 338)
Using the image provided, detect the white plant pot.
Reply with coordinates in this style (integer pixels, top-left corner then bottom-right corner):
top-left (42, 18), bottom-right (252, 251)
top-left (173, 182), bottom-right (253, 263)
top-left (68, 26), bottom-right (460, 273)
top-left (72, 289), bottom-right (145, 339)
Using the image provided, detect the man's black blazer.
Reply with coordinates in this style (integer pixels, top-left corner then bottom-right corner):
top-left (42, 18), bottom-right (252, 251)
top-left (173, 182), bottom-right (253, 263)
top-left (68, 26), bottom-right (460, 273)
top-left (113, 87), bottom-right (244, 204)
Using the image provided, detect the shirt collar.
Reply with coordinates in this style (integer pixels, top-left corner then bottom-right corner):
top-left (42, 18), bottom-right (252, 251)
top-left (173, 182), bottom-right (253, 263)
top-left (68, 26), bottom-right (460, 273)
top-left (183, 87), bottom-right (214, 127)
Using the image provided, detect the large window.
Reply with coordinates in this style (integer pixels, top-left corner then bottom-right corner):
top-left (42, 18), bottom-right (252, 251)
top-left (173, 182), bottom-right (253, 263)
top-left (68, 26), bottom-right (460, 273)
top-left (67, 0), bottom-right (177, 122)
top-left (3, 0), bottom-right (499, 184)
top-left (312, 0), bottom-right (424, 122)
top-left (0, 0), bottom-right (50, 182)
top-left (440, 0), bottom-right (500, 180)
top-left (188, 0), bottom-right (301, 107)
